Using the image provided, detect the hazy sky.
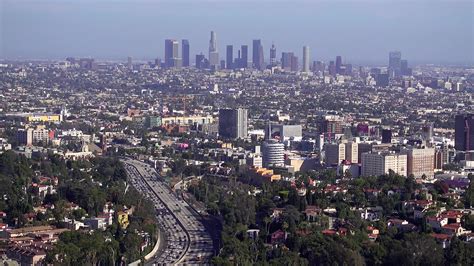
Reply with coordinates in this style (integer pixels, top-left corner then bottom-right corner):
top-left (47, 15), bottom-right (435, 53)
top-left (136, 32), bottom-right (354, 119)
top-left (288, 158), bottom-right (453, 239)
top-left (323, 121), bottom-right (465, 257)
top-left (2, 0), bottom-right (473, 65)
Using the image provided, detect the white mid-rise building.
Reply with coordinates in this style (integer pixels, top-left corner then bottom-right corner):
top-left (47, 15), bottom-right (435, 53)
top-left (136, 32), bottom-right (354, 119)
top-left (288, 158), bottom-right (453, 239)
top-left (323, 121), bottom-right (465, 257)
top-left (361, 151), bottom-right (407, 177)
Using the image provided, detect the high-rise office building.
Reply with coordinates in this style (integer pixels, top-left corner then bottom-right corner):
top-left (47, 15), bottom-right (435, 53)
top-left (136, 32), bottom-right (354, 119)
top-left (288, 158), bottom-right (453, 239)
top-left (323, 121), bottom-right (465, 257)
top-left (291, 55), bottom-right (298, 72)
top-left (270, 43), bottom-right (277, 65)
top-left (361, 151), bottom-right (407, 177)
top-left (165, 39), bottom-right (179, 68)
top-left (281, 52), bottom-right (295, 71)
top-left (389, 51), bottom-right (402, 77)
top-left (209, 31), bottom-right (219, 68)
top-left (407, 148), bottom-right (435, 179)
top-left (302, 46), bottom-right (310, 73)
top-left (382, 129), bottom-right (392, 143)
top-left (335, 56), bottom-right (342, 74)
top-left (358, 143), bottom-right (373, 164)
top-left (400, 59), bottom-right (412, 76)
top-left (252, 39), bottom-right (264, 70)
top-left (240, 45), bottom-right (249, 68)
top-left (226, 45), bottom-right (233, 69)
top-left (345, 142), bottom-right (358, 164)
top-left (182, 40), bottom-right (190, 67)
top-left (195, 53), bottom-right (207, 69)
top-left (218, 108), bottom-right (248, 139)
top-left (324, 143), bottom-right (346, 165)
top-left (455, 114), bottom-right (474, 152)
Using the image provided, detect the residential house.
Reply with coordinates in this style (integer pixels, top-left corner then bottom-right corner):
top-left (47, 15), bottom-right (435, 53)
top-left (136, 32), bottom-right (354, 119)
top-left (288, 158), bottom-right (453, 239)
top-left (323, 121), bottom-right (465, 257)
top-left (270, 230), bottom-right (287, 245)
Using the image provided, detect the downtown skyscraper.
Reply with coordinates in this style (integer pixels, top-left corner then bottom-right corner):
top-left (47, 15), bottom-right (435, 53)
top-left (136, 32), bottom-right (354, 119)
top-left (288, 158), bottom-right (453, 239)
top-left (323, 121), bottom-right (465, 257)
top-left (252, 39), bottom-right (264, 70)
top-left (226, 45), bottom-right (233, 69)
top-left (270, 43), bottom-right (277, 66)
top-left (209, 31), bottom-right (219, 69)
top-left (389, 51), bottom-right (402, 77)
top-left (302, 46), bottom-right (310, 72)
top-left (335, 55), bottom-right (342, 75)
top-left (282, 52), bottom-right (298, 72)
top-left (236, 45), bottom-right (248, 68)
top-left (182, 39), bottom-right (190, 67)
top-left (164, 39), bottom-right (180, 68)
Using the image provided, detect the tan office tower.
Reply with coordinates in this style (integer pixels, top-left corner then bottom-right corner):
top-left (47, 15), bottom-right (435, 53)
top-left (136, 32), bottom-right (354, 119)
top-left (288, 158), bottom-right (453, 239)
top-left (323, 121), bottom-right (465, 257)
top-left (361, 151), bottom-right (407, 177)
top-left (407, 148), bottom-right (435, 179)
top-left (324, 143), bottom-right (345, 165)
top-left (345, 142), bottom-right (358, 163)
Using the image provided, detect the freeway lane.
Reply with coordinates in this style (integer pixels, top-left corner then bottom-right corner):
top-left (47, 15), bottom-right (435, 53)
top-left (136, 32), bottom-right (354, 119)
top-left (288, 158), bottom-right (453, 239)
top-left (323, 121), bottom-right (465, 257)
top-left (122, 158), bottom-right (214, 265)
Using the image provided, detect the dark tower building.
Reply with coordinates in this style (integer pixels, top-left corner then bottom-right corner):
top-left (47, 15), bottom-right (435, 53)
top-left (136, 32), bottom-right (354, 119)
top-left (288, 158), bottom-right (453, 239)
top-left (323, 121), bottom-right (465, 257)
top-left (281, 52), bottom-right (294, 71)
top-left (335, 56), bottom-right (342, 74)
top-left (252, 39), bottom-right (264, 70)
top-left (165, 39), bottom-right (179, 68)
top-left (241, 45), bottom-right (248, 68)
top-left (389, 51), bottom-right (402, 77)
top-left (455, 114), bottom-right (474, 152)
top-left (226, 45), bottom-right (233, 69)
top-left (219, 108), bottom-right (248, 139)
top-left (291, 55), bottom-right (299, 72)
top-left (195, 53), bottom-right (206, 69)
top-left (400, 59), bottom-right (412, 76)
top-left (382, 129), bottom-right (392, 144)
top-left (182, 39), bottom-right (190, 67)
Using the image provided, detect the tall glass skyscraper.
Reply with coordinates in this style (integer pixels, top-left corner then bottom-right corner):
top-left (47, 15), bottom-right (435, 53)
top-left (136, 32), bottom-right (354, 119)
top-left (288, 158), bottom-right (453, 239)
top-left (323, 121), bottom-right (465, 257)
top-left (209, 31), bottom-right (219, 68)
top-left (252, 39), bottom-right (264, 70)
top-left (226, 45), bottom-right (233, 69)
top-left (335, 55), bottom-right (342, 74)
top-left (218, 108), bottom-right (248, 139)
top-left (270, 43), bottom-right (276, 66)
top-left (182, 39), bottom-right (190, 67)
top-left (389, 51), bottom-right (402, 77)
top-left (241, 45), bottom-right (248, 68)
top-left (165, 39), bottom-right (179, 68)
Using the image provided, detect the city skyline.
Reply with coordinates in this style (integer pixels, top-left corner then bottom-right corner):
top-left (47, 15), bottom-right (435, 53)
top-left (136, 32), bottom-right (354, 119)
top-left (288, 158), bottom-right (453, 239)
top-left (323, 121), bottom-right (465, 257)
top-left (1, 1), bottom-right (473, 265)
top-left (2, 0), bottom-right (473, 65)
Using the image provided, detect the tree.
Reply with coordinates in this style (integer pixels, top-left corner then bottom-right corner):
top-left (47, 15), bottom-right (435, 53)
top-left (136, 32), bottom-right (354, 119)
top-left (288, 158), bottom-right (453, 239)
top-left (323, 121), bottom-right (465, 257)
top-left (445, 237), bottom-right (474, 265)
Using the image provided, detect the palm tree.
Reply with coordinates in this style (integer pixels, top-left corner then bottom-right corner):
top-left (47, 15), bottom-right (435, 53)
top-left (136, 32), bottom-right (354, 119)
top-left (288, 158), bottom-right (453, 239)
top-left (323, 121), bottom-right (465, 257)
top-left (264, 216), bottom-right (271, 235)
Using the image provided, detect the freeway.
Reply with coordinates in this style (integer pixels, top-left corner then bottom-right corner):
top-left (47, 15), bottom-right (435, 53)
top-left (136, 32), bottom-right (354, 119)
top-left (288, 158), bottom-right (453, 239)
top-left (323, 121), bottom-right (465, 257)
top-left (122, 158), bottom-right (214, 265)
